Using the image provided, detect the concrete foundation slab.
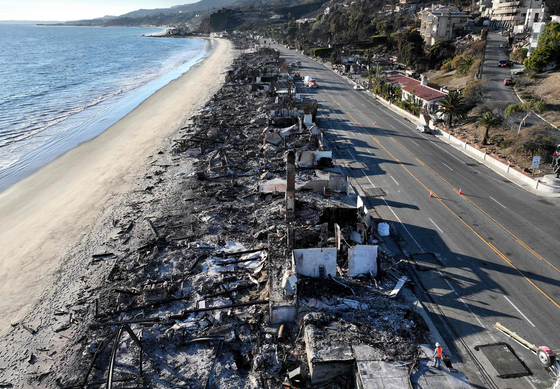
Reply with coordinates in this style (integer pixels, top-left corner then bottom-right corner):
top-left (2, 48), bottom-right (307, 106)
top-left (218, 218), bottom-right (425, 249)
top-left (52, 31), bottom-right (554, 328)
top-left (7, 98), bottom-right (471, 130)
top-left (305, 323), bottom-right (354, 383)
top-left (355, 360), bottom-right (412, 389)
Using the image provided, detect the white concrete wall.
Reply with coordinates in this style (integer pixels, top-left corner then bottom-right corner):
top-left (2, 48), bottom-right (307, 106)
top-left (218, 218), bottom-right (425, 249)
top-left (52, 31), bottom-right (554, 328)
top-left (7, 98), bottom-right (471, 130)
top-left (348, 245), bottom-right (378, 277)
top-left (293, 248), bottom-right (337, 278)
top-left (438, 129), bottom-right (560, 193)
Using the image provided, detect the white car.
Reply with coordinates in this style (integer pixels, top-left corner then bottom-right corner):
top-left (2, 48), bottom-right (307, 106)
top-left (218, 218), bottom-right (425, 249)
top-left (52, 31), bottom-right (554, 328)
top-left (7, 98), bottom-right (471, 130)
top-left (353, 85), bottom-right (364, 90)
top-left (416, 125), bottom-right (432, 134)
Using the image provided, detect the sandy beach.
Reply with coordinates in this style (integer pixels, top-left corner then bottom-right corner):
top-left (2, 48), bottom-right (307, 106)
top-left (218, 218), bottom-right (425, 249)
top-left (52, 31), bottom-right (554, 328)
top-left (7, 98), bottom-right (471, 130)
top-left (0, 38), bottom-right (234, 336)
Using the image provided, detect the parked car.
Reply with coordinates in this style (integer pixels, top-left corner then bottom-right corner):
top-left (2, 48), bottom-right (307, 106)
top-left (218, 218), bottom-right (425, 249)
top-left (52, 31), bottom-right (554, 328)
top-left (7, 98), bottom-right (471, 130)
top-left (504, 78), bottom-right (513, 86)
top-left (353, 85), bottom-right (364, 90)
top-left (415, 125), bottom-right (432, 134)
top-left (498, 59), bottom-right (513, 67)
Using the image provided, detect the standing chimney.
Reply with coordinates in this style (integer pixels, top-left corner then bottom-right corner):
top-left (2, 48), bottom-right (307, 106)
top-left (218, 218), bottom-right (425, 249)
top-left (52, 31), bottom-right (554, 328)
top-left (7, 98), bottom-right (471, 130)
top-left (286, 151), bottom-right (296, 220)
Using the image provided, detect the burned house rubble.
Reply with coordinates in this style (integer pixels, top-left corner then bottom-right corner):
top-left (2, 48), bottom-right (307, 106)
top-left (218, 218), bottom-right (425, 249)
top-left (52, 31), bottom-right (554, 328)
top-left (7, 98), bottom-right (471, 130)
top-left (7, 42), bottom-right (443, 389)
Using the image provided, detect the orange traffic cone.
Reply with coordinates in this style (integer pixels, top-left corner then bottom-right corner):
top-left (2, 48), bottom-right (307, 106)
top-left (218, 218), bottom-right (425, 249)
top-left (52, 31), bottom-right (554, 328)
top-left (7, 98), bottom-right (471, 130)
top-left (458, 188), bottom-right (462, 194)
top-left (429, 191), bottom-right (433, 197)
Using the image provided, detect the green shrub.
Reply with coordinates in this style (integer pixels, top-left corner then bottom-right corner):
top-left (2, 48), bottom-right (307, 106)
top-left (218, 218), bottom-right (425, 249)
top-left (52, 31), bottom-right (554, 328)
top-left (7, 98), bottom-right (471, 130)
top-left (510, 48), bottom-right (528, 63)
top-left (498, 138), bottom-right (514, 148)
top-left (447, 55), bottom-right (464, 70)
top-left (533, 100), bottom-right (547, 113)
top-left (441, 59), bottom-right (453, 72)
top-left (312, 47), bottom-right (332, 58)
top-left (505, 103), bottom-right (525, 117)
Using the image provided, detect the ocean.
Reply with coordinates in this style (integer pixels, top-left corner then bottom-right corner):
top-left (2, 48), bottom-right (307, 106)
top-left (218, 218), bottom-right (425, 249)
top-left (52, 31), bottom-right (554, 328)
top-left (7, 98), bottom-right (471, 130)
top-left (0, 25), bottom-right (210, 192)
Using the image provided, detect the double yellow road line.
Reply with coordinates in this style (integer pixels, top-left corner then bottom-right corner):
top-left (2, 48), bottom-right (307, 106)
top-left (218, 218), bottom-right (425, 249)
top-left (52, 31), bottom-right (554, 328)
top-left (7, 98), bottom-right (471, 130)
top-left (328, 93), bottom-right (560, 310)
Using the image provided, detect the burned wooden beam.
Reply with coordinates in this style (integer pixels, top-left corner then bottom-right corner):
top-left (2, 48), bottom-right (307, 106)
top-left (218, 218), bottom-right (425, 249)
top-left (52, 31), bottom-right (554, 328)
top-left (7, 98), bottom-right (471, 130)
top-left (145, 218), bottom-right (159, 237)
top-left (99, 300), bottom-right (269, 326)
top-left (202, 281), bottom-right (264, 298)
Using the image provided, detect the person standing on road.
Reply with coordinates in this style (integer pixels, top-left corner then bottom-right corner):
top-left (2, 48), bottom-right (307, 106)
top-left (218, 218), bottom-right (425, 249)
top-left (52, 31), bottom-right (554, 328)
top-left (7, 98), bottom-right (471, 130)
top-left (433, 342), bottom-right (442, 369)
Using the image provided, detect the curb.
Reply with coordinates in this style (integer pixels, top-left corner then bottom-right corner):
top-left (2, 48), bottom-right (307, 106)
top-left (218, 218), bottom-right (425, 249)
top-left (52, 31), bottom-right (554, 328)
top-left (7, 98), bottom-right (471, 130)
top-left (512, 88), bottom-right (559, 130)
top-left (434, 128), bottom-right (560, 194)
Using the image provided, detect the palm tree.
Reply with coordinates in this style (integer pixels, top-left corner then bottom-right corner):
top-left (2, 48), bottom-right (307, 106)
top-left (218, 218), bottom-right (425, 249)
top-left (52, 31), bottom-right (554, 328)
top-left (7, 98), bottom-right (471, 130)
top-left (459, 55), bottom-right (475, 75)
top-left (477, 112), bottom-right (500, 145)
top-left (437, 92), bottom-right (467, 129)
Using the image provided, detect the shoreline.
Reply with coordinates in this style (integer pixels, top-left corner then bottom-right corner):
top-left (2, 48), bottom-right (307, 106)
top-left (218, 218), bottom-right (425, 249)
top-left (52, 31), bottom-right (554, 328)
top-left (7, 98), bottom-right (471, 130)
top-left (0, 35), bottom-right (210, 194)
top-left (0, 38), bottom-right (234, 337)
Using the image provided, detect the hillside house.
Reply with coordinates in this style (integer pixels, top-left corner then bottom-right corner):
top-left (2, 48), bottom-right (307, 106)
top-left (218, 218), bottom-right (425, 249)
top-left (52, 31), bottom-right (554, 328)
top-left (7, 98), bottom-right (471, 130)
top-left (419, 5), bottom-right (470, 46)
top-left (387, 73), bottom-right (446, 114)
top-left (490, 0), bottom-right (546, 30)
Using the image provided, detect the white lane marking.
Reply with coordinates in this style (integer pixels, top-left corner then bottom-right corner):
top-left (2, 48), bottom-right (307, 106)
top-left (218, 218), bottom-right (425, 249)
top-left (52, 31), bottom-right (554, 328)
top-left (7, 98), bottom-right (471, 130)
top-left (438, 270), bottom-right (488, 331)
top-left (302, 55), bottom-right (509, 352)
top-left (390, 176), bottom-right (400, 185)
top-left (431, 142), bottom-right (464, 163)
top-left (524, 377), bottom-right (539, 389)
top-left (442, 163), bottom-right (454, 171)
top-left (489, 196), bottom-right (507, 209)
top-left (310, 64), bottom-right (509, 349)
top-left (411, 140), bottom-right (420, 147)
top-left (361, 173), bottom-right (424, 251)
top-left (429, 218), bottom-right (444, 234)
top-left (456, 256), bottom-right (463, 262)
top-left (504, 296), bottom-right (536, 327)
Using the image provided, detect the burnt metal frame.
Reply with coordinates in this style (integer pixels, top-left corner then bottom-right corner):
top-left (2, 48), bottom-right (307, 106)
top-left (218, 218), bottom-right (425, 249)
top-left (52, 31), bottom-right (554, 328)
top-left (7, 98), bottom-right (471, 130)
top-left (78, 324), bottom-right (143, 389)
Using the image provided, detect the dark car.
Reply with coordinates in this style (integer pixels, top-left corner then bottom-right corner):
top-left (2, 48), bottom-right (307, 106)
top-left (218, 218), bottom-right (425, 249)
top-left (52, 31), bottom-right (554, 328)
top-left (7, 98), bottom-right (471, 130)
top-left (416, 125), bottom-right (432, 134)
top-left (498, 59), bottom-right (513, 67)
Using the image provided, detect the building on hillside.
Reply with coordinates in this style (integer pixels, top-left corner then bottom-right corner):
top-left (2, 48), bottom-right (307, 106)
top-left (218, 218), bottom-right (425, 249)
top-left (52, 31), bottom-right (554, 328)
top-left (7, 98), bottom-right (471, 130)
top-left (418, 5), bottom-right (470, 46)
top-left (490, 0), bottom-right (546, 30)
top-left (387, 73), bottom-right (447, 113)
top-left (478, 0), bottom-right (493, 15)
top-left (529, 21), bottom-right (546, 53)
top-left (296, 18), bottom-right (317, 24)
top-left (529, 17), bottom-right (560, 54)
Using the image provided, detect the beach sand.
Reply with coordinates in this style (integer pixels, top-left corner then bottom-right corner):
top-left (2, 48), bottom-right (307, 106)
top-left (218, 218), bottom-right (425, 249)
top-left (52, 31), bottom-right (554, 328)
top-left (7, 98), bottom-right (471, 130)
top-left (0, 38), bottom-right (234, 336)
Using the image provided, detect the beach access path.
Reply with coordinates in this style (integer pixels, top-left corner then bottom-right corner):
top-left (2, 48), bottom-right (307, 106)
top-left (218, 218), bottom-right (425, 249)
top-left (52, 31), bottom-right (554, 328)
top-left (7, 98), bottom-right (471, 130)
top-left (0, 38), bottom-right (234, 337)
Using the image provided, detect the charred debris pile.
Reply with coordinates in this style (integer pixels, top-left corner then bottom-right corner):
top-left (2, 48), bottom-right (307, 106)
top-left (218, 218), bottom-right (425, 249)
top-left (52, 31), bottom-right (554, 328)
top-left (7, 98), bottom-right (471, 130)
top-left (58, 44), bottom-right (428, 389)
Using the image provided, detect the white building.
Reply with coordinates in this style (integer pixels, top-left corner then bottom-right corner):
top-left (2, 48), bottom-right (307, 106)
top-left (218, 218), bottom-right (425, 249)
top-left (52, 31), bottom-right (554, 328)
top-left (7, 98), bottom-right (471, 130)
top-left (490, 0), bottom-right (546, 30)
top-left (529, 17), bottom-right (560, 54)
top-left (387, 73), bottom-right (447, 114)
top-left (419, 5), bottom-right (470, 46)
top-left (529, 21), bottom-right (546, 53)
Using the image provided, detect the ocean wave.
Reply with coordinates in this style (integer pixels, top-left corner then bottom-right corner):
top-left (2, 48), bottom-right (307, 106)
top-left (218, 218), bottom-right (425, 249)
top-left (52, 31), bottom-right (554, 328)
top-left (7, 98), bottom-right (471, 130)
top-left (0, 29), bottom-right (206, 191)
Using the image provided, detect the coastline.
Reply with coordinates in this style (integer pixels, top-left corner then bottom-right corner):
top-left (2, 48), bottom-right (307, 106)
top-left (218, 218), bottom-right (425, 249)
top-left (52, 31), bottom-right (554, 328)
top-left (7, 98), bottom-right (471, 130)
top-left (0, 33), bottom-right (210, 193)
top-left (0, 38), bottom-right (234, 337)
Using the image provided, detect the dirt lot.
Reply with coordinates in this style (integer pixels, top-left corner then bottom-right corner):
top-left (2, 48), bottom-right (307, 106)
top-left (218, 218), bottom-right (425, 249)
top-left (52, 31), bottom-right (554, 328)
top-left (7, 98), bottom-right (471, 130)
top-left (514, 70), bottom-right (560, 127)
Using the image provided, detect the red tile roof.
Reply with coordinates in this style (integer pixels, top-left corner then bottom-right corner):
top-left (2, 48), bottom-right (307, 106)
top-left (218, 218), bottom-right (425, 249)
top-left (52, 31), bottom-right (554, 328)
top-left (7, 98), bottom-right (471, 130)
top-left (387, 74), bottom-right (446, 102)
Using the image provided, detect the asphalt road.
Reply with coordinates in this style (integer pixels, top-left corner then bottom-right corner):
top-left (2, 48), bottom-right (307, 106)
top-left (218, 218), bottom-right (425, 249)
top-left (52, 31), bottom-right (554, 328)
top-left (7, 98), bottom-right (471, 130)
top-left (481, 32), bottom-right (519, 102)
top-left (268, 41), bottom-right (560, 389)
top-left (481, 32), bottom-right (540, 129)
